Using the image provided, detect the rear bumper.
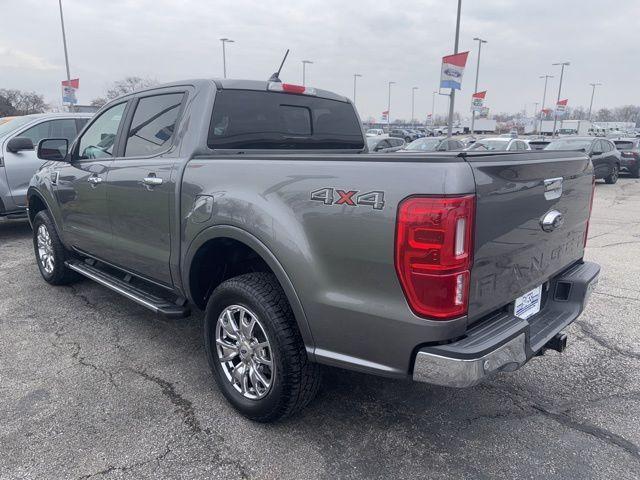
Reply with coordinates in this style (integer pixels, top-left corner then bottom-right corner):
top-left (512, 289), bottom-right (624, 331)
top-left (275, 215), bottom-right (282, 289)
top-left (412, 261), bottom-right (600, 387)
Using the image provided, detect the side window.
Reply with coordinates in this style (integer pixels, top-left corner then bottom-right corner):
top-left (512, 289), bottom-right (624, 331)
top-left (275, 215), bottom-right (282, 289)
top-left (391, 138), bottom-right (403, 147)
top-left (508, 141), bottom-right (518, 151)
top-left (18, 122), bottom-right (51, 146)
top-left (603, 141), bottom-right (613, 152)
top-left (124, 93), bottom-right (184, 157)
top-left (49, 119), bottom-right (78, 142)
top-left (594, 140), bottom-right (604, 153)
top-left (78, 102), bottom-right (127, 159)
top-left (377, 140), bottom-right (391, 150)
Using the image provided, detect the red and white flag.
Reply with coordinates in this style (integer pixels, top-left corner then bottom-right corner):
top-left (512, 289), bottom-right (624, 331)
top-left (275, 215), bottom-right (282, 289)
top-left (440, 51), bottom-right (469, 90)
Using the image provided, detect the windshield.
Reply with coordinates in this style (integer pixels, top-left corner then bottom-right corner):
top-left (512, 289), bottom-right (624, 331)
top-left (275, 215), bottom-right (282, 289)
top-left (469, 139), bottom-right (509, 151)
top-left (545, 139), bottom-right (592, 151)
top-left (404, 138), bottom-right (441, 151)
top-left (614, 141), bottom-right (635, 150)
top-left (208, 90), bottom-right (364, 150)
top-left (0, 116), bottom-right (34, 137)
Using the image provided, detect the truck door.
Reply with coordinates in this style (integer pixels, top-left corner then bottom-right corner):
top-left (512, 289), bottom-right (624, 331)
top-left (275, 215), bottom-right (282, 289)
top-left (56, 102), bottom-right (128, 256)
top-left (105, 90), bottom-right (186, 286)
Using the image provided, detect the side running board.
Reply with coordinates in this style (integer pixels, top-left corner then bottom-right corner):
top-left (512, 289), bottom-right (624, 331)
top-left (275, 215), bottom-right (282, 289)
top-left (65, 260), bottom-right (190, 319)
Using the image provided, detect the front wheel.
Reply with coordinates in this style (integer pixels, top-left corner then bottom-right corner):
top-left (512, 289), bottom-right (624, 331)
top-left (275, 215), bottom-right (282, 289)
top-left (604, 164), bottom-right (619, 184)
top-left (204, 273), bottom-right (321, 422)
top-left (32, 210), bottom-right (78, 285)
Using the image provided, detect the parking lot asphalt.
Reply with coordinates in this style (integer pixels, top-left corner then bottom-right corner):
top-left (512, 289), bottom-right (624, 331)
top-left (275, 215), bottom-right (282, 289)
top-left (1, 176), bottom-right (639, 480)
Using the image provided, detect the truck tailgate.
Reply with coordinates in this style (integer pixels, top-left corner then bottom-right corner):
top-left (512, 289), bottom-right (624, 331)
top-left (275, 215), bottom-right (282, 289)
top-left (465, 151), bottom-right (593, 322)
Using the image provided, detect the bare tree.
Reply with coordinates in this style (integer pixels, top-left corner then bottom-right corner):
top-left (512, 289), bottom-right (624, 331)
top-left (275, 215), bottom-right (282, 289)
top-left (595, 108), bottom-right (613, 122)
top-left (0, 89), bottom-right (48, 115)
top-left (89, 97), bottom-right (107, 108)
top-left (105, 77), bottom-right (159, 100)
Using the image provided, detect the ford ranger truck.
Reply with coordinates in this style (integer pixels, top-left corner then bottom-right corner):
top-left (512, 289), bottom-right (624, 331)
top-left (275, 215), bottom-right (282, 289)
top-left (27, 79), bottom-right (600, 422)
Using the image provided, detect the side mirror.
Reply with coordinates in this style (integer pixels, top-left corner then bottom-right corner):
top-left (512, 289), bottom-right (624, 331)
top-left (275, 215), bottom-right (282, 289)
top-left (37, 138), bottom-right (69, 162)
top-left (6, 137), bottom-right (34, 153)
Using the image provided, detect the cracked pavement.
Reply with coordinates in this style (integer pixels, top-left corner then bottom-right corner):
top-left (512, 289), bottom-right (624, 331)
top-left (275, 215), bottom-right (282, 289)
top-left (1, 176), bottom-right (639, 479)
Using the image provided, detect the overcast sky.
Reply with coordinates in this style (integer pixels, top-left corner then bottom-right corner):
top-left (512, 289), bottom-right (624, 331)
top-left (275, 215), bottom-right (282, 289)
top-left (1, 0), bottom-right (639, 120)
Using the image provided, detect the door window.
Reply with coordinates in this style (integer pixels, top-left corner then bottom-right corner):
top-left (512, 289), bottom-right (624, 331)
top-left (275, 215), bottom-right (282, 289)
top-left (78, 103), bottom-right (127, 159)
top-left (124, 93), bottom-right (184, 157)
top-left (18, 122), bottom-right (49, 146)
top-left (50, 119), bottom-right (78, 141)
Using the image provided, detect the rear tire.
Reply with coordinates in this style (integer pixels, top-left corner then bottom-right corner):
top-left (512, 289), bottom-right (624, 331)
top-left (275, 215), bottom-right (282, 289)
top-left (604, 164), bottom-right (619, 184)
top-left (204, 272), bottom-right (321, 422)
top-left (32, 210), bottom-right (79, 285)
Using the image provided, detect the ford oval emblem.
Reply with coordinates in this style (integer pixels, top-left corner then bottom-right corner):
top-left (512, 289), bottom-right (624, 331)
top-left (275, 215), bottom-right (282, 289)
top-left (540, 210), bottom-right (564, 232)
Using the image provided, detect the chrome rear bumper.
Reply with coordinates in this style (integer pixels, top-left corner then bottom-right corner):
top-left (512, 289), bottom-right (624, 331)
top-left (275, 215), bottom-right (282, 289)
top-left (412, 261), bottom-right (600, 388)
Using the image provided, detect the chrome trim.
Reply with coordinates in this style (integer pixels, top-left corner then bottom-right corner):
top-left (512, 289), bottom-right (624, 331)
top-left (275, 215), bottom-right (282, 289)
top-left (143, 176), bottom-right (163, 186)
top-left (87, 176), bottom-right (103, 185)
top-left (540, 209), bottom-right (564, 232)
top-left (413, 334), bottom-right (527, 387)
top-left (544, 177), bottom-right (563, 200)
top-left (65, 262), bottom-right (159, 313)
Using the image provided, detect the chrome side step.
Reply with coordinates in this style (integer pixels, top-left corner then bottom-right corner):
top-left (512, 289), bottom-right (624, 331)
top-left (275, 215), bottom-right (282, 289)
top-left (65, 260), bottom-right (190, 319)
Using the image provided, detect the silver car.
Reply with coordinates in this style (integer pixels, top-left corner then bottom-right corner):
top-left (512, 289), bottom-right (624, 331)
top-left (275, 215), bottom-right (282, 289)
top-left (0, 113), bottom-right (91, 218)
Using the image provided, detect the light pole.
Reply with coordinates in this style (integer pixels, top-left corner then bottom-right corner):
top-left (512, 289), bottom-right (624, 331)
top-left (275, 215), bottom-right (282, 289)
top-left (551, 62), bottom-right (570, 136)
top-left (302, 60), bottom-right (313, 86)
top-left (447, 0), bottom-right (462, 138)
top-left (220, 38), bottom-right (234, 78)
top-left (411, 87), bottom-right (418, 127)
top-left (470, 36), bottom-right (487, 135)
top-left (588, 82), bottom-right (602, 122)
top-left (58, 0), bottom-right (72, 111)
top-left (387, 81), bottom-right (395, 131)
top-left (353, 74), bottom-right (362, 105)
top-left (431, 90), bottom-right (437, 126)
top-left (539, 74), bottom-right (553, 135)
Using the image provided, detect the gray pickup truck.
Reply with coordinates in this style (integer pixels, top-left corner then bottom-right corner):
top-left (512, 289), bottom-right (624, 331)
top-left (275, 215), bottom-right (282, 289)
top-left (28, 79), bottom-right (600, 422)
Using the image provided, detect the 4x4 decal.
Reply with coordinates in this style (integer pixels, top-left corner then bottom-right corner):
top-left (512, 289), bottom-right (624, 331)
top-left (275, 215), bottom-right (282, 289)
top-left (310, 188), bottom-right (385, 210)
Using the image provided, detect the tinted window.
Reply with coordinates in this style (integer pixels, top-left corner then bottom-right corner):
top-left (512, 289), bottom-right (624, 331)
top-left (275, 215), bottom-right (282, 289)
top-left (78, 102), bottom-right (126, 159)
top-left (18, 122), bottom-right (49, 145)
top-left (614, 141), bottom-right (635, 150)
top-left (208, 90), bottom-right (364, 150)
top-left (125, 93), bottom-right (184, 157)
top-left (602, 140), bottom-right (613, 152)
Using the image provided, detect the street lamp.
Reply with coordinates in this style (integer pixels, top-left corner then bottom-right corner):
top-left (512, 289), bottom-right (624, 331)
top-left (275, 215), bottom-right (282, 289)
top-left (431, 90), bottom-right (438, 126)
top-left (220, 38), bottom-right (234, 78)
top-left (387, 81), bottom-right (395, 131)
top-left (411, 87), bottom-right (418, 127)
top-left (551, 62), bottom-right (570, 136)
top-left (446, 0), bottom-right (462, 138)
top-left (353, 74), bottom-right (362, 105)
top-left (588, 82), bottom-right (602, 122)
top-left (58, 0), bottom-right (73, 111)
top-left (302, 60), bottom-right (313, 86)
top-left (539, 74), bottom-right (554, 134)
top-left (470, 37), bottom-right (487, 135)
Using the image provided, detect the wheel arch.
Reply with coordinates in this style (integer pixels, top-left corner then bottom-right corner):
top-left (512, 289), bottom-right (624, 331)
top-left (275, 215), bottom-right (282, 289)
top-left (183, 225), bottom-right (316, 358)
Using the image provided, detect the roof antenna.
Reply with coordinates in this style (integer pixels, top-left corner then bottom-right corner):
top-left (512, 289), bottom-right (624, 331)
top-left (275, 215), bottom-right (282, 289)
top-left (269, 49), bottom-right (289, 83)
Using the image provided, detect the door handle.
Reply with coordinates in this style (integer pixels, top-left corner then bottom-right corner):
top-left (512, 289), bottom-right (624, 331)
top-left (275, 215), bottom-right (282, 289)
top-left (87, 176), bottom-right (103, 185)
top-left (143, 176), bottom-right (163, 186)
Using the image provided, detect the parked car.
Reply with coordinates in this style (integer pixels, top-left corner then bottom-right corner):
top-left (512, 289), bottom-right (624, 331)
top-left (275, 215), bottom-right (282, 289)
top-left (367, 136), bottom-right (405, 152)
top-left (389, 128), bottom-right (416, 143)
top-left (400, 137), bottom-right (464, 152)
top-left (466, 137), bottom-right (531, 151)
top-left (0, 113), bottom-right (92, 218)
top-left (29, 78), bottom-right (599, 422)
top-left (365, 128), bottom-right (384, 137)
top-left (544, 137), bottom-right (621, 184)
top-left (612, 138), bottom-right (640, 178)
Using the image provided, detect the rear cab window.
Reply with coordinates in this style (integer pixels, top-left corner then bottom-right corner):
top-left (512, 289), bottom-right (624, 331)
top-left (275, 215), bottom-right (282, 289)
top-left (208, 89), bottom-right (364, 150)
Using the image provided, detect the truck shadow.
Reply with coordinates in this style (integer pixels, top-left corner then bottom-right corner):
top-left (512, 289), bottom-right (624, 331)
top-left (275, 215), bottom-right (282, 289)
top-left (0, 219), bottom-right (31, 241)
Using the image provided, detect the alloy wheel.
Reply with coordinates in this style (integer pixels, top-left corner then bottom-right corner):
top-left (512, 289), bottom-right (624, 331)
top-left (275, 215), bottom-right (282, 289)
top-left (37, 224), bottom-right (55, 274)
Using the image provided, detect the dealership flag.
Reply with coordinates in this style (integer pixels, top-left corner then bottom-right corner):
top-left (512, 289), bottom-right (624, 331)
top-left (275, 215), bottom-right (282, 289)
top-left (556, 99), bottom-right (568, 115)
top-left (62, 78), bottom-right (79, 105)
top-left (381, 110), bottom-right (389, 121)
top-left (471, 91), bottom-right (487, 112)
top-left (440, 51), bottom-right (469, 90)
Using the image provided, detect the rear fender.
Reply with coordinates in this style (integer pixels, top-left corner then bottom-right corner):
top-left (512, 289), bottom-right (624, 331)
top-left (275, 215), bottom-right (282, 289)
top-left (182, 224), bottom-right (316, 358)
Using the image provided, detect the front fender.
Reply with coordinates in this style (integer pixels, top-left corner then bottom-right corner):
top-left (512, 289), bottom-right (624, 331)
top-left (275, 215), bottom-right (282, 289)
top-left (182, 224), bottom-right (316, 358)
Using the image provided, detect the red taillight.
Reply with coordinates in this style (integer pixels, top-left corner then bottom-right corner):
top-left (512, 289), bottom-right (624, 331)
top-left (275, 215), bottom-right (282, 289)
top-left (584, 176), bottom-right (596, 247)
top-left (395, 195), bottom-right (475, 320)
